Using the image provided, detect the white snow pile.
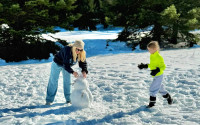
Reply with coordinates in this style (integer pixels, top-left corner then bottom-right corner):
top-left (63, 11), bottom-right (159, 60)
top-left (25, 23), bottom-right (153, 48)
top-left (71, 77), bottom-right (93, 108)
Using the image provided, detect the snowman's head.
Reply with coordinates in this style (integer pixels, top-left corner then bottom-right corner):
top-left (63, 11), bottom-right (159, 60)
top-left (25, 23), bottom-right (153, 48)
top-left (74, 76), bottom-right (88, 90)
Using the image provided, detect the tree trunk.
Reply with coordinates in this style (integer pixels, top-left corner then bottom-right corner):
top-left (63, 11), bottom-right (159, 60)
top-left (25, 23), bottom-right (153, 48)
top-left (170, 23), bottom-right (178, 44)
top-left (152, 23), bottom-right (163, 44)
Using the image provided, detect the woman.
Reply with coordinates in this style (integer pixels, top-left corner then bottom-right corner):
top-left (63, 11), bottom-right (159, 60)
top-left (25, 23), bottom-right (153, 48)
top-left (45, 40), bottom-right (88, 105)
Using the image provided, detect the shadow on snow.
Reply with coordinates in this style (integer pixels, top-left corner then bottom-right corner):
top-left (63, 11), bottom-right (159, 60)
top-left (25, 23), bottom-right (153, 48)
top-left (46, 105), bottom-right (153, 125)
top-left (0, 103), bottom-right (78, 118)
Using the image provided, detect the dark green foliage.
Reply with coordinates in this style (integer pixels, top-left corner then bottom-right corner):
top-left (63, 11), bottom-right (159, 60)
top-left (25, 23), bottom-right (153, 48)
top-left (0, 39), bottom-right (60, 62)
top-left (140, 37), bottom-right (152, 50)
top-left (0, 0), bottom-right (77, 62)
top-left (73, 0), bottom-right (107, 30)
top-left (106, 0), bottom-right (200, 50)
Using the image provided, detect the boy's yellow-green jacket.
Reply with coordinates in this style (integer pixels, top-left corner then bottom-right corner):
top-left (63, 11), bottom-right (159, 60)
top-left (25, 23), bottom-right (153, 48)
top-left (148, 51), bottom-right (166, 77)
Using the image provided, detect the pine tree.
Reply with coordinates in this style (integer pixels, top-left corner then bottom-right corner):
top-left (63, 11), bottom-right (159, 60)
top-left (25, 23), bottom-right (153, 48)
top-left (0, 0), bottom-right (77, 62)
top-left (73, 0), bottom-right (107, 30)
top-left (106, 0), bottom-right (200, 49)
top-left (161, 0), bottom-right (200, 44)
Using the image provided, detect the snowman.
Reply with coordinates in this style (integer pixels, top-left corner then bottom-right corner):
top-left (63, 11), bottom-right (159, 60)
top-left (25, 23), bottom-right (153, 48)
top-left (71, 76), bottom-right (93, 108)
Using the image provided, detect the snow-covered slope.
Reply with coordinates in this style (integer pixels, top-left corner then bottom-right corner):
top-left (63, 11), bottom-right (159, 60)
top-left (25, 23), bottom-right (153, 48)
top-left (0, 46), bottom-right (200, 125)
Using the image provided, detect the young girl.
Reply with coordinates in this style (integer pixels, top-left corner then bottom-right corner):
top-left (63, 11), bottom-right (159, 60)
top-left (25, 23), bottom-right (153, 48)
top-left (138, 41), bottom-right (173, 108)
top-left (45, 40), bottom-right (88, 105)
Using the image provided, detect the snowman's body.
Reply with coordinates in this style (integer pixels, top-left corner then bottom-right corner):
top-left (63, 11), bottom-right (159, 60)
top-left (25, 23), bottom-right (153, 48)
top-left (71, 77), bottom-right (93, 108)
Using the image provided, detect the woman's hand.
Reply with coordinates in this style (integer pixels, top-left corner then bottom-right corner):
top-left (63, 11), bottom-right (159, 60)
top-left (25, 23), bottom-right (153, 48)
top-left (82, 71), bottom-right (87, 78)
top-left (73, 72), bottom-right (79, 78)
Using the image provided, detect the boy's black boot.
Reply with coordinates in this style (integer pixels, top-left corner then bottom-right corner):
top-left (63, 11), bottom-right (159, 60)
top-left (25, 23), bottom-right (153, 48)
top-left (146, 96), bottom-right (156, 108)
top-left (163, 93), bottom-right (173, 105)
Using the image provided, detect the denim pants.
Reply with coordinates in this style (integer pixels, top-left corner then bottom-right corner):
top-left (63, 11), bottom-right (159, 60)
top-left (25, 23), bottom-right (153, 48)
top-left (149, 75), bottom-right (168, 97)
top-left (46, 61), bottom-right (71, 103)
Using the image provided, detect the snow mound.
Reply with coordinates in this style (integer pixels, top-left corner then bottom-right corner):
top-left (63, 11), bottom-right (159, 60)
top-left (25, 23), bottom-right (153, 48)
top-left (71, 76), bottom-right (93, 108)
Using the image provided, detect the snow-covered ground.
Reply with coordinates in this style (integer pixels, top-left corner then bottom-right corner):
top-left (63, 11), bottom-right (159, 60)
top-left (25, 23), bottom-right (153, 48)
top-left (0, 28), bottom-right (200, 125)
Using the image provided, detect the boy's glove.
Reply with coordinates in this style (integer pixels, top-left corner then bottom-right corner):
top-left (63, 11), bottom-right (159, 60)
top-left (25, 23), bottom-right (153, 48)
top-left (150, 67), bottom-right (160, 76)
top-left (138, 63), bottom-right (148, 69)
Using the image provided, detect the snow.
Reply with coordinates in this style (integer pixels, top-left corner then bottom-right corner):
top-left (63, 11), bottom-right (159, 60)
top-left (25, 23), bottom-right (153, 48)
top-left (0, 28), bottom-right (200, 125)
top-left (71, 77), bottom-right (93, 108)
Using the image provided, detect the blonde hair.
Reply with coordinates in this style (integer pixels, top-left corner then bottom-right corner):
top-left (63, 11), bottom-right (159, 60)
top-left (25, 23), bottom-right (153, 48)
top-left (147, 41), bottom-right (160, 51)
top-left (68, 44), bottom-right (86, 62)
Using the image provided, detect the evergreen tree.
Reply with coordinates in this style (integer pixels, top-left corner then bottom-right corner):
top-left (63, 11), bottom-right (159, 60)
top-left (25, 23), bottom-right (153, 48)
top-left (73, 0), bottom-right (107, 30)
top-left (106, 0), bottom-right (200, 49)
top-left (161, 0), bottom-right (200, 44)
top-left (0, 0), bottom-right (77, 62)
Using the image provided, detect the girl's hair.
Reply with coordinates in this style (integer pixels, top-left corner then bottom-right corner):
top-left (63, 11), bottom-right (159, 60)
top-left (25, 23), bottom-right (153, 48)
top-left (147, 41), bottom-right (160, 51)
top-left (68, 44), bottom-right (86, 62)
